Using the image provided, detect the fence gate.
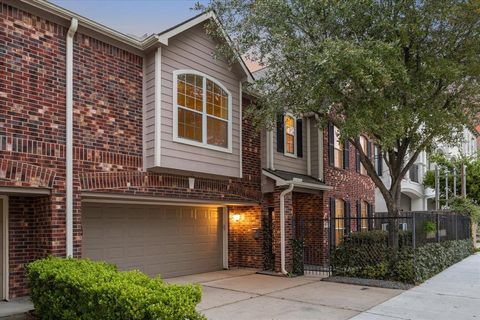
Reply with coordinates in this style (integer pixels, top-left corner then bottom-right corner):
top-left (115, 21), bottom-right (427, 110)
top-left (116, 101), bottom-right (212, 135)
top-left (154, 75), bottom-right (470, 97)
top-left (294, 214), bottom-right (332, 276)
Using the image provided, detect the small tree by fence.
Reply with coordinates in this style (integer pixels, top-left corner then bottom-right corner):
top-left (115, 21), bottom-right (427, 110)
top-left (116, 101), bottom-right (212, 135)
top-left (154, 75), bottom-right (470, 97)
top-left (330, 211), bottom-right (473, 283)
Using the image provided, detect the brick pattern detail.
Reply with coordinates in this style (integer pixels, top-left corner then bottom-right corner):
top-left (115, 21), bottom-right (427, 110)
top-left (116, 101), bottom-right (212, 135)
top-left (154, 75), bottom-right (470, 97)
top-left (228, 206), bottom-right (263, 269)
top-left (0, 159), bottom-right (56, 188)
top-left (323, 128), bottom-right (376, 218)
top-left (293, 192), bottom-right (327, 265)
top-left (79, 171), bottom-right (261, 202)
top-left (8, 195), bottom-right (52, 298)
top-left (1, 2), bottom-right (265, 297)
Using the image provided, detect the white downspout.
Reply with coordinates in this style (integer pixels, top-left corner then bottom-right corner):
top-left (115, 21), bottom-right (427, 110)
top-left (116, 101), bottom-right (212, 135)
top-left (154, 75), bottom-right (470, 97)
top-left (66, 18), bottom-right (78, 257)
top-left (279, 183), bottom-right (294, 275)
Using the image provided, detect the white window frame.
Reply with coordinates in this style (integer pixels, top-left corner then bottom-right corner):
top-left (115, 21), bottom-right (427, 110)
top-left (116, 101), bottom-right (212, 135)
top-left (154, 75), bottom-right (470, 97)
top-left (173, 69), bottom-right (233, 153)
top-left (283, 113), bottom-right (297, 158)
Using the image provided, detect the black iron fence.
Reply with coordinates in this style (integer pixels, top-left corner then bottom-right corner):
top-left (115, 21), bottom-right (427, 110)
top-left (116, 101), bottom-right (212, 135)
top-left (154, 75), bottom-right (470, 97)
top-left (294, 211), bottom-right (472, 280)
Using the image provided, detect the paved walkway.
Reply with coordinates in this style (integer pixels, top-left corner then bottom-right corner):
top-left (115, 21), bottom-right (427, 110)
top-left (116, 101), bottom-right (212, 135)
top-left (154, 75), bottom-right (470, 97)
top-left (167, 269), bottom-right (402, 320)
top-left (351, 253), bottom-right (480, 320)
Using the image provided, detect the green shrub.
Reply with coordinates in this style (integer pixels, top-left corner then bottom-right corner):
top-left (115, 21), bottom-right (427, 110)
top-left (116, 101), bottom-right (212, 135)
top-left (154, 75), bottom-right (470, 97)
top-left (27, 257), bottom-right (205, 320)
top-left (331, 230), bottom-right (413, 282)
top-left (415, 239), bottom-right (474, 282)
top-left (332, 231), bottom-right (473, 284)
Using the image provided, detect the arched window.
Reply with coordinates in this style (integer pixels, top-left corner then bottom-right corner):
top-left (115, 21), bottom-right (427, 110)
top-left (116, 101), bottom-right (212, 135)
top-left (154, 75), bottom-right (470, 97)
top-left (173, 70), bottom-right (232, 152)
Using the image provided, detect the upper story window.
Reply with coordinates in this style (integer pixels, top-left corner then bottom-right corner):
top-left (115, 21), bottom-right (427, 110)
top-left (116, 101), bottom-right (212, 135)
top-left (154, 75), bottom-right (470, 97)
top-left (276, 114), bottom-right (303, 158)
top-left (174, 70), bottom-right (232, 152)
top-left (333, 126), bottom-right (343, 168)
top-left (284, 115), bottom-right (296, 155)
top-left (328, 123), bottom-right (349, 169)
top-left (359, 135), bottom-right (368, 175)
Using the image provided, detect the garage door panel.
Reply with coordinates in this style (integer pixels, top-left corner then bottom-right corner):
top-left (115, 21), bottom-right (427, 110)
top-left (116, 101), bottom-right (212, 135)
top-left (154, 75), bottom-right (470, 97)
top-left (83, 204), bottom-right (223, 278)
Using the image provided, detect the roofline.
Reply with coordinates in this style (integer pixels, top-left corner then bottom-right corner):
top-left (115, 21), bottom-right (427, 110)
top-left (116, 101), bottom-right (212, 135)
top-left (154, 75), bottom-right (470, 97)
top-left (21, 0), bottom-right (157, 51)
top-left (157, 11), bottom-right (253, 82)
top-left (262, 169), bottom-right (333, 191)
top-left (19, 1), bottom-right (253, 81)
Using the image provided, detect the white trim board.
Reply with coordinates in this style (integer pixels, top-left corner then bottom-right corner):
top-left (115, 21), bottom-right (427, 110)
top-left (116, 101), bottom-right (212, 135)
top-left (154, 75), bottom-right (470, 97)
top-left (172, 69), bottom-right (233, 154)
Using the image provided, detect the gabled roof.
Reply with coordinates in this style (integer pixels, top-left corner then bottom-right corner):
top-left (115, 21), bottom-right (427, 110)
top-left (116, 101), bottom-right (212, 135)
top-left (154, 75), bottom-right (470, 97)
top-left (156, 11), bottom-right (253, 82)
top-left (20, 1), bottom-right (253, 81)
top-left (263, 169), bottom-right (332, 191)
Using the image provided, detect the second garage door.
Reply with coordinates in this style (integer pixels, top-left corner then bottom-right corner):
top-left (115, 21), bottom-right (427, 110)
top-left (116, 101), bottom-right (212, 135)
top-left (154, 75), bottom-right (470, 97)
top-left (82, 203), bottom-right (223, 278)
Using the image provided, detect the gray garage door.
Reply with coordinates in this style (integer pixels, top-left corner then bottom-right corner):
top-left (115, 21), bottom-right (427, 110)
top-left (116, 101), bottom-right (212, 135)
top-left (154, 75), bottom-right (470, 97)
top-left (82, 203), bottom-right (223, 278)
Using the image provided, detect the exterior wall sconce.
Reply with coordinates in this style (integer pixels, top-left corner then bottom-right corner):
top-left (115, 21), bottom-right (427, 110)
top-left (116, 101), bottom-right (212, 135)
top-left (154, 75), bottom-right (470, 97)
top-left (232, 213), bottom-right (241, 222)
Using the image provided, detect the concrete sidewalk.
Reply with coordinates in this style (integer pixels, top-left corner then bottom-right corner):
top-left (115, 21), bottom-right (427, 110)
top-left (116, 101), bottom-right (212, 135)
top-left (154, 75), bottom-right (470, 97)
top-left (351, 253), bottom-right (480, 320)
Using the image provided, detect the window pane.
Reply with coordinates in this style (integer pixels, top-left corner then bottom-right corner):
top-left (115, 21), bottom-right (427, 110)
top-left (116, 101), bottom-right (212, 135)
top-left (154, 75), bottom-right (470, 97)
top-left (335, 199), bottom-right (345, 245)
top-left (206, 79), bottom-right (228, 120)
top-left (179, 74), bottom-right (203, 111)
top-left (361, 201), bottom-right (368, 230)
top-left (207, 117), bottom-right (228, 147)
top-left (286, 134), bottom-right (295, 154)
top-left (178, 108), bottom-right (202, 142)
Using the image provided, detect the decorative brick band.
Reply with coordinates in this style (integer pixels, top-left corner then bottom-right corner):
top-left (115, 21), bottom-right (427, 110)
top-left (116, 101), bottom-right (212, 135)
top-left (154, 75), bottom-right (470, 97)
top-left (0, 159), bottom-right (56, 188)
top-left (74, 147), bottom-right (142, 169)
top-left (0, 135), bottom-right (65, 158)
top-left (0, 135), bottom-right (142, 168)
top-left (79, 171), bottom-right (262, 201)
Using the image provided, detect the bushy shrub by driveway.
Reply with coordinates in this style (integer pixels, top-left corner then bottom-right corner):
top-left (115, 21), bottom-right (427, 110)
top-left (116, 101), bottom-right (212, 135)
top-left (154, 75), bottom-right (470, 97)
top-left (27, 257), bottom-right (205, 320)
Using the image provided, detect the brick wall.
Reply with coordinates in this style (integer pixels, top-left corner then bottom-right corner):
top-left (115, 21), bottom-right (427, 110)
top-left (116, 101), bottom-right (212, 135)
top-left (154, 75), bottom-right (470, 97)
top-left (0, 2), bottom-right (264, 297)
top-left (323, 129), bottom-right (375, 218)
top-left (8, 195), bottom-right (51, 298)
top-left (228, 205), bottom-right (263, 269)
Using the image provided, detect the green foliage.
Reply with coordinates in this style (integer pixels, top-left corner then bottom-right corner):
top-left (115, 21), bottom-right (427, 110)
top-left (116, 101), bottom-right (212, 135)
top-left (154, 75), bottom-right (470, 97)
top-left (26, 257), bottom-right (205, 320)
top-left (450, 197), bottom-right (480, 224)
top-left (332, 231), bottom-right (473, 283)
top-left (292, 238), bottom-right (304, 276)
top-left (424, 154), bottom-right (480, 209)
top-left (423, 221), bottom-right (437, 234)
top-left (332, 231), bottom-right (414, 282)
top-left (204, 0), bottom-right (480, 237)
top-left (415, 240), bottom-right (474, 282)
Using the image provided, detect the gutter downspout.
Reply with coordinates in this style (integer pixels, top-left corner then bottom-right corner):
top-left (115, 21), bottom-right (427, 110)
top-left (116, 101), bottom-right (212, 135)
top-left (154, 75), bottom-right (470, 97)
top-left (279, 183), bottom-right (294, 275)
top-left (66, 18), bottom-right (78, 257)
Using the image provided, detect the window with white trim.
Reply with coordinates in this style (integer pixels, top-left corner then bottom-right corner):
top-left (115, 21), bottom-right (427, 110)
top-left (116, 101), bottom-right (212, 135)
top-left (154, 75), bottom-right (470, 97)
top-left (174, 71), bottom-right (232, 151)
top-left (333, 126), bottom-right (343, 168)
top-left (284, 115), bottom-right (296, 155)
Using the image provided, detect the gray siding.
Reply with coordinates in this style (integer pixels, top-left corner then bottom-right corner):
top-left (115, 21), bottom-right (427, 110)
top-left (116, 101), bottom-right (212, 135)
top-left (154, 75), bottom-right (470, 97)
top-left (144, 24), bottom-right (242, 177)
top-left (272, 117), bottom-right (308, 175)
top-left (144, 51), bottom-right (156, 168)
top-left (310, 118), bottom-right (320, 179)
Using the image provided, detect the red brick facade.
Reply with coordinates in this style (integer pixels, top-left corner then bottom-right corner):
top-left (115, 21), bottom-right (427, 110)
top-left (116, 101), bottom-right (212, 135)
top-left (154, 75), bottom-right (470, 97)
top-left (0, 1), bottom-right (374, 298)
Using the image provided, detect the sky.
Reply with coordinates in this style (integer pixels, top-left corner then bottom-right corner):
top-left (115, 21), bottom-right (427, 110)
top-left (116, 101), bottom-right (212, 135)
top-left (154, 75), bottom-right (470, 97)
top-left (50, 0), bottom-right (209, 38)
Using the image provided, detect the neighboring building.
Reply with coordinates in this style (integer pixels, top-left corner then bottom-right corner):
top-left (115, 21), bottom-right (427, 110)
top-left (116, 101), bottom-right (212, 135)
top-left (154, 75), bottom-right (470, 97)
top-left (375, 128), bottom-right (477, 212)
top-left (0, 0), bottom-right (374, 299)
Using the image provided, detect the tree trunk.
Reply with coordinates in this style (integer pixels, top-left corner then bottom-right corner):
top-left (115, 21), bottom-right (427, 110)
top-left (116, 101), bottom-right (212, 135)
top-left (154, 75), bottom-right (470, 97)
top-left (385, 198), bottom-right (400, 251)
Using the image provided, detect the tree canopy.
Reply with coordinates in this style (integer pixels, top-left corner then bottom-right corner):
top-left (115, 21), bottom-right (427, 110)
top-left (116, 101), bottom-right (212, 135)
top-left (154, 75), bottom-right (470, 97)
top-left (202, 0), bottom-right (480, 247)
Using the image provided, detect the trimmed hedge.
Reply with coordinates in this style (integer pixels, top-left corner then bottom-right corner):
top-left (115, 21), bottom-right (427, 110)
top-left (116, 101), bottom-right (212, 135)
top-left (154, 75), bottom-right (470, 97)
top-left (415, 239), bottom-right (474, 282)
top-left (332, 231), bottom-right (473, 284)
top-left (331, 230), bottom-right (413, 282)
top-left (27, 257), bottom-right (206, 320)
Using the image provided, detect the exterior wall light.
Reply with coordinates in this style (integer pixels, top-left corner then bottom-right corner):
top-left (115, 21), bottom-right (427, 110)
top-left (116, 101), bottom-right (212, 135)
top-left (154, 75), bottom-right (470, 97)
top-left (232, 213), bottom-right (241, 222)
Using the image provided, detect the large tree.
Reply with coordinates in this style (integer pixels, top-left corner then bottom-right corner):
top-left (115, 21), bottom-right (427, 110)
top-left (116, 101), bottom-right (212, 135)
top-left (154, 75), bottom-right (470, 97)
top-left (201, 0), bottom-right (480, 249)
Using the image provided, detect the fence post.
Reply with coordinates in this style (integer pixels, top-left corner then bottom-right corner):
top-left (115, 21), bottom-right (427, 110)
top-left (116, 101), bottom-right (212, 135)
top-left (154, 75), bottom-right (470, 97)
top-left (436, 213), bottom-right (440, 243)
top-left (412, 212), bottom-right (416, 250)
top-left (455, 213), bottom-right (458, 241)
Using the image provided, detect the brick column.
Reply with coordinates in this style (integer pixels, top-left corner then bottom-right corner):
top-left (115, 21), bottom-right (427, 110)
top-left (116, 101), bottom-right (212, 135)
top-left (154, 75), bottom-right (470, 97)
top-left (272, 187), bottom-right (294, 274)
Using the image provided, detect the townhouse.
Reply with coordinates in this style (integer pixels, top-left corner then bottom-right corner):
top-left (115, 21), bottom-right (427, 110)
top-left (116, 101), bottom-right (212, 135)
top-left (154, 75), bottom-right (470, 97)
top-left (0, 0), bottom-right (374, 299)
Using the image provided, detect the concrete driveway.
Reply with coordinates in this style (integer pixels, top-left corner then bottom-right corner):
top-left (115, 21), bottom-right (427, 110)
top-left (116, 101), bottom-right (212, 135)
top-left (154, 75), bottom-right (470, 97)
top-left (166, 269), bottom-right (403, 320)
